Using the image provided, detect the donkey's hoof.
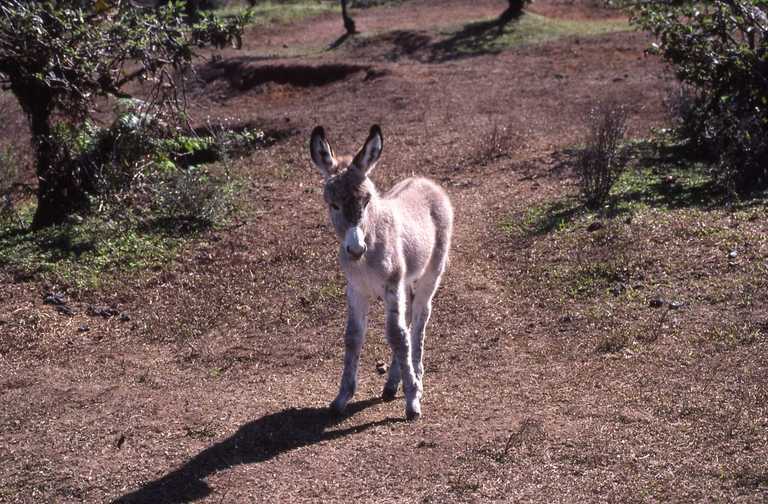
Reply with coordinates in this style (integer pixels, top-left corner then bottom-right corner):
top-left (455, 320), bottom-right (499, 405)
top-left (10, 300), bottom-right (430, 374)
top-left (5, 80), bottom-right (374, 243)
top-left (329, 398), bottom-right (348, 416)
top-left (381, 385), bottom-right (398, 401)
top-left (405, 400), bottom-right (421, 421)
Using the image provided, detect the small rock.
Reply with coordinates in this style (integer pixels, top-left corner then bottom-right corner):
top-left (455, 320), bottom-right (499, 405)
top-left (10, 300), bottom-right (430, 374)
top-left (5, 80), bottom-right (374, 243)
top-left (375, 361), bottom-right (388, 375)
top-left (662, 175), bottom-right (677, 187)
top-left (587, 221), bottom-right (604, 232)
top-left (728, 250), bottom-right (738, 259)
top-left (610, 283), bottom-right (627, 296)
top-left (55, 305), bottom-right (75, 316)
top-left (43, 292), bottom-right (66, 305)
top-left (13, 271), bottom-right (35, 283)
top-left (89, 305), bottom-right (119, 318)
top-left (669, 301), bottom-right (684, 310)
top-left (78, 324), bottom-right (90, 333)
top-left (649, 298), bottom-right (665, 308)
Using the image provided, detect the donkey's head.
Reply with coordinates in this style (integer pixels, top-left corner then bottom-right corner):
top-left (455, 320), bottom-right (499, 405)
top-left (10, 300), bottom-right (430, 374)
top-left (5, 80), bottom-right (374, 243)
top-left (310, 125), bottom-right (383, 261)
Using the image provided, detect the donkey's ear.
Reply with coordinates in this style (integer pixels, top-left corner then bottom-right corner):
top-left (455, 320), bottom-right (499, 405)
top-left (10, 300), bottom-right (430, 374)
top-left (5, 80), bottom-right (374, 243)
top-left (352, 125), bottom-right (383, 175)
top-left (310, 126), bottom-right (337, 179)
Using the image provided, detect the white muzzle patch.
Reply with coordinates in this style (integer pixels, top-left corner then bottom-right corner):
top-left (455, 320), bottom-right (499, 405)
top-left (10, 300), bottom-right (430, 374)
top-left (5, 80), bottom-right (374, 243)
top-left (344, 226), bottom-right (367, 259)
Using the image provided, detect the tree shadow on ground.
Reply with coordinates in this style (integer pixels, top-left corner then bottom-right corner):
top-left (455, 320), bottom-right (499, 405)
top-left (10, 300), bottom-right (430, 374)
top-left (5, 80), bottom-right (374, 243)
top-left (382, 30), bottom-right (434, 61)
top-left (428, 6), bottom-right (524, 62)
top-left (0, 221), bottom-right (97, 261)
top-left (113, 398), bottom-right (402, 503)
top-left (517, 142), bottom-right (743, 238)
top-left (331, 7), bottom-right (524, 62)
top-left (329, 31), bottom-right (356, 49)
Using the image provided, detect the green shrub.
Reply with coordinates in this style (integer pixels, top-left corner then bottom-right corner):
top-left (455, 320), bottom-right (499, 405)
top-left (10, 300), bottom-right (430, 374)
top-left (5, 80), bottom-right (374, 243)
top-left (151, 166), bottom-right (236, 232)
top-left (0, 0), bottom-right (252, 227)
top-left (0, 146), bottom-right (16, 196)
top-left (631, 1), bottom-right (768, 193)
top-left (35, 100), bottom-right (261, 233)
top-left (0, 146), bottom-right (18, 223)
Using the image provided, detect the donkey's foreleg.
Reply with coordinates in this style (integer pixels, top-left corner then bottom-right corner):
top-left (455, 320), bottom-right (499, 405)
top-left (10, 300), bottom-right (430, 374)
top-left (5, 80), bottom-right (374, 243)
top-left (330, 286), bottom-right (369, 415)
top-left (384, 283), bottom-right (420, 420)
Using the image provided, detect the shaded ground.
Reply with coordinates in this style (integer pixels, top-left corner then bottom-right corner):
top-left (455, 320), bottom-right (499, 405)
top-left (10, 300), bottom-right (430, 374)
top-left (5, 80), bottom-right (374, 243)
top-left (2, 0), bottom-right (767, 503)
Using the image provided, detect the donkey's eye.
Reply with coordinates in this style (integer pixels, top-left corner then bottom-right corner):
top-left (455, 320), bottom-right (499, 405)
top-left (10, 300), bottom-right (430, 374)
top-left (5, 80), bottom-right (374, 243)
top-left (330, 203), bottom-right (340, 211)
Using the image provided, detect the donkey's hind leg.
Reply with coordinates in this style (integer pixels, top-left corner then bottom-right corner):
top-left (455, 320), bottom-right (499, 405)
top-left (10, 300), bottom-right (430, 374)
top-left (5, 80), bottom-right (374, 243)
top-left (382, 354), bottom-right (401, 401)
top-left (410, 258), bottom-right (447, 397)
top-left (384, 283), bottom-right (421, 420)
top-left (382, 285), bottom-right (413, 400)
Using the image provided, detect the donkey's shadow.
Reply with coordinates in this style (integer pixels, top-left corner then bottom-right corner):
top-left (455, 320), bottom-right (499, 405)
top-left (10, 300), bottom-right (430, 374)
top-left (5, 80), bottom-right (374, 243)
top-left (114, 398), bottom-right (399, 503)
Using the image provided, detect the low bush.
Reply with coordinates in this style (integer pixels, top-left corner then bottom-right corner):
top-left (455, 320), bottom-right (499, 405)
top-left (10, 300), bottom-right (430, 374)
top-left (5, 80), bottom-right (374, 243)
top-left (46, 100), bottom-right (264, 232)
top-left (0, 146), bottom-right (18, 222)
top-left (631, 1), bottom-right (768, 193)
top-left (576, 102), bottom-right (629, 209)
top-left (472, 122), bottom-right (518, 165)
top-left (0, 102), bottom-right (264, 287)
top-left (0, 146), bottom-right (16, 197)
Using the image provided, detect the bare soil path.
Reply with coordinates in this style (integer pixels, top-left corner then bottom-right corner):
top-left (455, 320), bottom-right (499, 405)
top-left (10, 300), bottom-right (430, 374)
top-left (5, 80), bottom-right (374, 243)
top-left (2, 1), bottom-right (766, 503)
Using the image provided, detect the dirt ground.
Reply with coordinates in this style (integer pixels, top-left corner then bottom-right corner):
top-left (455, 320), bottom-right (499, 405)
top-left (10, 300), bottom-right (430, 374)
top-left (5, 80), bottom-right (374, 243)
top-left (2, 0), bottom-right (767, 502)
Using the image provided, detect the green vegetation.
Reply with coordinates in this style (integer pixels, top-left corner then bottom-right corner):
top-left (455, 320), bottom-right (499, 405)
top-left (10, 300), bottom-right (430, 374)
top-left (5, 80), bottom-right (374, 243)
top-left (502, 146), bottom-right (767, 333)
top-left (576, 102), bottom-right (629, 209)
top-left (504, 132), bottom-right (765, 239)
top-left (505, 165), bottom-right (752, 239)
top-left (0, 161), bottom-right (240, 290)
top-left (0, 145), bottom-right (16, 196)
top-left (0, 203), bottom-right (180, 290)
top-left (0, 0), bottom-right (250, 227)
top-left (220, 0), bottom-right (338, 25)
top-left (440, 12), bottom-right (630, 56)
top-left (630, 1), bottom-right (768, 192)
top-left (0, 109), bottom-right (261, 290)
top-left (500, 13), bottom-right (630, 45)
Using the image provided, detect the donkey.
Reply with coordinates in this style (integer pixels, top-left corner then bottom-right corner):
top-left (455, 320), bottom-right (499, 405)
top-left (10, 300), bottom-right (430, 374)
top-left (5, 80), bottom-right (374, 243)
top-left (309, 125), bottom-right (453, 420)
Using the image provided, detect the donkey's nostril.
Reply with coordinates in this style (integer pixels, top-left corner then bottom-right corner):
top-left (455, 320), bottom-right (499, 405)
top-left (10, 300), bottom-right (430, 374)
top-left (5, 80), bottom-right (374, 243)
top-left (346, 245), bottom-right (366, 260)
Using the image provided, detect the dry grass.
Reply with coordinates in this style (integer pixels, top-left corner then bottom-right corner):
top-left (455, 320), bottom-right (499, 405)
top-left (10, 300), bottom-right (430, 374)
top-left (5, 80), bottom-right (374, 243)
top-left (1, 1), bottom-right (767, 503)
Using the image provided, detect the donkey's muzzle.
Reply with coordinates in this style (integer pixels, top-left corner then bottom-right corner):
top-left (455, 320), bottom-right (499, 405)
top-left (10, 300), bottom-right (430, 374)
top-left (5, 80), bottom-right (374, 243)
top-left (346, 244), bottom-right (367, 260)
top-left (344, 226), bottom-right (367, 261)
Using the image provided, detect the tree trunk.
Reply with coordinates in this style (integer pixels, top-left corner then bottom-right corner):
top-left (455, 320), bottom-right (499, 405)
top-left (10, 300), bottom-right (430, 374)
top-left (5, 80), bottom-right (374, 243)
top-left (500, 0), bottom-right (527, 23)
top-left (341, 0), bottom-right (356, 34)
top-left (10, 79), bottom-right (88, 228)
